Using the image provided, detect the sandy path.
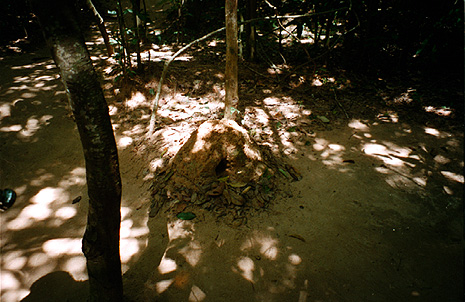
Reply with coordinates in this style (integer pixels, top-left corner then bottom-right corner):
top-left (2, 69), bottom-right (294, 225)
top-left (1, 47), bottom-right (463, 302)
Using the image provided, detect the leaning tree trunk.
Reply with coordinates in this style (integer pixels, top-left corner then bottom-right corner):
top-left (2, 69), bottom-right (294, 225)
top-left (30, 1), bottom-right (123, 301)
top-left (224, 0), bottom-right (239, 121)
top-left (85, 0), bottom-right (114, 56)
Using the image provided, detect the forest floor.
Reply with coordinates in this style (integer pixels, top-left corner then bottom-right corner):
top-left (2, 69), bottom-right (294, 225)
top-left (0, 31), bottom-right (463, 302)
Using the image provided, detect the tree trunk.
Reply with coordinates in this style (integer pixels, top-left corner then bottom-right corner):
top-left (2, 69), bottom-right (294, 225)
top-left (131, 0), bottom-right (142, 68)
top-left (324, 13), bottom-right (335, 49)
top-left (30, 1), bottom-right (123, 301)
top-left (224, 0), bottom-right (239, 121)
top-left (85, 0), bottom-right (114, 56)
top-left (117, 0), bottom-right (129, 75)
top-left (245, 0), bottom-right (257, 61)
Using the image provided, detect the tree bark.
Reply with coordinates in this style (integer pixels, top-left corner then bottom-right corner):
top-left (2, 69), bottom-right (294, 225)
top-left (117, 0), bottom-right (129, 75)
top-left (30, 1), bottom-right (123, 301)
top-left (245, 0), bottom-right (257, 61)
top-left (130, 0), bottom-right (142, 68)
top-left (224, 0), bottom-right (239, 121)
top-left (85, 0), bottom-right (114, 56)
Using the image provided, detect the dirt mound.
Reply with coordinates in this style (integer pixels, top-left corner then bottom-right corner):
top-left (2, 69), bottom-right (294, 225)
top-left (149, 119), bottom-right (301, 226)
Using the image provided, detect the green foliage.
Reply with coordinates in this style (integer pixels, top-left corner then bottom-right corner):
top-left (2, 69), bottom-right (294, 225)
top-left (287, 126), bottom-right (296, 132)
top-left (177, 212), bottom-right (196, 220)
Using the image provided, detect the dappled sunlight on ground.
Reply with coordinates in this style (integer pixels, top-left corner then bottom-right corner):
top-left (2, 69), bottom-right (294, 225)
top-left (119, 206), bottom-right (150, 272)
top-left (293, 117), bottom-right (464, 205)
top-left (106, 40), bottom-right (462, 300)
top-left (242, 95), bottom-right (311, 156)
top-left (1, 166), bottom-right (89, 301)
top-left (0, 47), bottom-right (153, 302)
top-left (0, 54), bottom-right (64, 143)
top-left (1, 23), bottom-right (463, 301)
top-left (143, 45), bottom-right (194, 63)
top-left (0, 157), bottom-right (151, 301)
top-left (139, 217), bottom-right (306, 301)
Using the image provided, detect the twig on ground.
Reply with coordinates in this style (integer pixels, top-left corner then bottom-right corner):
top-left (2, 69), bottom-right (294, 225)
top-left (243, 64), bottom-right (269, 78)
top-left (332, 88), bottom-right (350, 119)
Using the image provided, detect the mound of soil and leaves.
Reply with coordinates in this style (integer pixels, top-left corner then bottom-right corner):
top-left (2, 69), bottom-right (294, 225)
top-left (148, 119), bottom-right (301, 226)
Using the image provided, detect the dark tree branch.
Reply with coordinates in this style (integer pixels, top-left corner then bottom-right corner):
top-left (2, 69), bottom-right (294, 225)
top-left (85, 0), bottom-right (114, 56)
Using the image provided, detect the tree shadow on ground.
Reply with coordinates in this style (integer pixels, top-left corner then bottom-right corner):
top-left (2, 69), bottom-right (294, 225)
top-left (20, 271), bottom-right (88, 302)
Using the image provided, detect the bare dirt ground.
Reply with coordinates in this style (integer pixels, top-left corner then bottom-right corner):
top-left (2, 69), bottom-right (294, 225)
top-left (1, 33), bottom-right (463, 302)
